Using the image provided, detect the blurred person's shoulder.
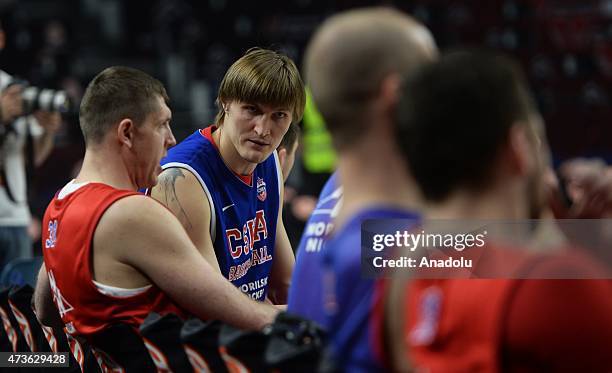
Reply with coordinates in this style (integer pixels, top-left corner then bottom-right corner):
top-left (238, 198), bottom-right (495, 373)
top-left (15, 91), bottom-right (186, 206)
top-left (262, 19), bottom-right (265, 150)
top-left (503, 247), bottom-right (612, 372)
top-left (525, 246), bottom-right (611, 278)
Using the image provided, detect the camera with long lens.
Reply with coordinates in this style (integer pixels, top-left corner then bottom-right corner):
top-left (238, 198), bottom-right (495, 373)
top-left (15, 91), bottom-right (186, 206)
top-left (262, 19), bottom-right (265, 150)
top-left (15, 82), bottom-right (70, 114)
top-left (21, 86), bottom-right (71, 114)
top-left (0, 74), bottom-right (71, 115)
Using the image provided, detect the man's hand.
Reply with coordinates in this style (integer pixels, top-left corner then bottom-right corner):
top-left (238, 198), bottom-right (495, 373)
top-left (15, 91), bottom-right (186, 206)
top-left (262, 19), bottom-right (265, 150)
top-left (0, 84), bottom-right (23, 123)
top-left (548, 158), bottom-right (612, 219)
top-left (33, 111), bottom-right (63, 166)
top-left (33, 111), bottom-right (63, 134)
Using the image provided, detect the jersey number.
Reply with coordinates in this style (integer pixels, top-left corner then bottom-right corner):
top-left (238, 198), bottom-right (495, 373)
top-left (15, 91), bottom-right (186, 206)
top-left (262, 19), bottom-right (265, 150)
top-left (45, 219), bottom-right (58, 249)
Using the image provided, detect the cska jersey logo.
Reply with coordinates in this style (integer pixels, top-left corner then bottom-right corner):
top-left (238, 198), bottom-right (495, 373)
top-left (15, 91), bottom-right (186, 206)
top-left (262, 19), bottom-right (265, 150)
top-left (256, 177), bottom-right (267, 202)
top-left (225, 210), bottom-right (268, 260)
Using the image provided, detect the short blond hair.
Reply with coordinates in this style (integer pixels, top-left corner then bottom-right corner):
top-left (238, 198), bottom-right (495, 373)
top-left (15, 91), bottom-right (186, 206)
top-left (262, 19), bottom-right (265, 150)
top-left (215, 48), bottom-right (305, 125)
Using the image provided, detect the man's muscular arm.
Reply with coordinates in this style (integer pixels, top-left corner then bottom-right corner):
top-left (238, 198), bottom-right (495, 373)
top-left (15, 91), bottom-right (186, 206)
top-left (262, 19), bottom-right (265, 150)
top-left (33, 263), bottom-right (64, 329)
top-left (98, 195), bottom-right (278, 330)
top-left (268, 182), bottom-right (295, 304)
top-left (151, 167), bottom-right (221, 273)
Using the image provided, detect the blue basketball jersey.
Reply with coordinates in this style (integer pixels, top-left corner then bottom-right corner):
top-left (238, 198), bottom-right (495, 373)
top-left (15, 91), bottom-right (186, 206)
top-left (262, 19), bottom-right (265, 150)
top-left (322, 207), bottom-right (420, 372)
top-left (287, 172), bottom-right (342, 325)
top-left (160, 127), bottom-right (281, 301)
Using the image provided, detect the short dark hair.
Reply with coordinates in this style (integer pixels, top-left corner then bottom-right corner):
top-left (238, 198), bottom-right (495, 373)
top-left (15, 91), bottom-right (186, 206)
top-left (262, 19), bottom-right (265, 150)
top-left (396, 50), bottom-right (537, 202)
top-left (79, 66), bottom-right (169, 144)
top-left (278, 122), bottom-right (300, 151)
top-left (215, 48), bottom-right (305, 126)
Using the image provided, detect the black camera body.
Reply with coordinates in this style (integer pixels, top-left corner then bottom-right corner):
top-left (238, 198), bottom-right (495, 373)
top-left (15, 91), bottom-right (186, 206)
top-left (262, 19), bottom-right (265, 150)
top-left (0, 72), bottom-right (71, 115)
top-left (21, 86), bottom-right (70, 114)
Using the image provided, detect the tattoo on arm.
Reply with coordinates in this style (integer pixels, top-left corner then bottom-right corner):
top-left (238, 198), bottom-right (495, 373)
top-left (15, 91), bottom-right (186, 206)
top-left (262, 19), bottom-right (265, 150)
top-left (158, 168), bottom-right (193, 229)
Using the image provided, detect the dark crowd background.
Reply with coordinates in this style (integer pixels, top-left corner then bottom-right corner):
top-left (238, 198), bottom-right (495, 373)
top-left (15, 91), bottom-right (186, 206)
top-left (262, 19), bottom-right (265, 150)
top-left (0, 0), bottom-right (610, 252)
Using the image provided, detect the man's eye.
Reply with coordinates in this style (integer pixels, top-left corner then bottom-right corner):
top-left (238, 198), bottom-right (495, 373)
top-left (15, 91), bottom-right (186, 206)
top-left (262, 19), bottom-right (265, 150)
top-left (245, 106), bottom-right (258, 113)
top-left (274, 112), bottom-right (287, 119)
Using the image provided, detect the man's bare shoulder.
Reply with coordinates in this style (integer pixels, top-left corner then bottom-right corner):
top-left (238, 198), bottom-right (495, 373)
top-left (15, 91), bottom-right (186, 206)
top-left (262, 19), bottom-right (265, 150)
top-left (153, 167), bottom-right (209, 207)
top-left (156, 167), bottom-right (205, 194)
top-left (151, 167), bottom-right (211, 231)
top-left (94, 193), bottom-right (195, 264)
top-left (96, 194), bottom-right (177, 238)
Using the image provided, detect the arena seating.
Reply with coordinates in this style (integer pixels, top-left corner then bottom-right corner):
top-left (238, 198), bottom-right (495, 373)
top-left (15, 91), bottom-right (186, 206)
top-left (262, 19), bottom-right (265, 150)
top-left (0, 283), bottom-right (329, 372)
top-left (180, 318), bottom-right (229, 372)
top-left (140, 312), bottom-right (193, 372)
top-left (0, 257), bottom-right (43, 288)
top-left (88, 323), bottom-right (157, 372)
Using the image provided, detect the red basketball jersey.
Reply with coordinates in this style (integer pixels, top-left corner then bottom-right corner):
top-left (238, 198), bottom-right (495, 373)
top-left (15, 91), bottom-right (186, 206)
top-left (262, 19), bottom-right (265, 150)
top-left (373, 247), bottom-right (612, 372)
top-left (42, 182), bottom-right (186, 341)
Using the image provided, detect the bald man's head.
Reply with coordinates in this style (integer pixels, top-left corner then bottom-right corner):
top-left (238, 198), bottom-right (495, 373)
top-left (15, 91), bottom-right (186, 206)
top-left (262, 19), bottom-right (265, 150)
top-left (304, 7), bottom-right (437, 150)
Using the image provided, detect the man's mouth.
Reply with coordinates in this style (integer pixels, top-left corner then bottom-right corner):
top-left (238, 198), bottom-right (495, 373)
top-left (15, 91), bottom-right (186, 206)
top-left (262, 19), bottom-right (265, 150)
top-left (248, 139), bottom-right (269, 147)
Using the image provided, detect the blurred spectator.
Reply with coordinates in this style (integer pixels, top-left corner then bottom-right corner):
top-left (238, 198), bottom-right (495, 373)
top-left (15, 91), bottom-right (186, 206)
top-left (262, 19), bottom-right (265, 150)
top-left (277, 122), bottom-right (300, 183)
top-left (0, 20), bottom-right (62, 269)
top-left (286, 89), bottom-right (336, 247)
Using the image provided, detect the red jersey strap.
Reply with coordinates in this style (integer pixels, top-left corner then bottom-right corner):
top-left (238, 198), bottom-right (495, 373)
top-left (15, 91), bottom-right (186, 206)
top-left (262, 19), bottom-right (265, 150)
top-left (199, 126), bottom-right (253, 186)
top-left (199, 126), bottom-right (219, 151)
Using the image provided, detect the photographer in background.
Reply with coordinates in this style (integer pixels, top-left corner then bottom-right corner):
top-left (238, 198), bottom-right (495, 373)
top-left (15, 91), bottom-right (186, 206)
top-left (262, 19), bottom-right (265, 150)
top-left (0, 20), bottom-right (62, 269)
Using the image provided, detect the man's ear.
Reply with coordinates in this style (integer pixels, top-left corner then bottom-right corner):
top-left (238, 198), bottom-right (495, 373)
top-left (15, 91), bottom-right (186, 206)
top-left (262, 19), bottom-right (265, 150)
top-left (371, 73), bottom-right (402, 130)
top-left (378, 73), bottom-right (402, 113)
top-left (507, 123), bottom-right (533, 177)
top-left (117, 119), bottom-right (134, 148)
top-left (278, 147), bottom-right (287, 170)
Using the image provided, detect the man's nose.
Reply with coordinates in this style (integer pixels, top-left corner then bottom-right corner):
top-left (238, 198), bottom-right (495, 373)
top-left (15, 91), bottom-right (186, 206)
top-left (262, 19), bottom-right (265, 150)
top-left (253, 115), bottom-right (271, 137)
top-left (166, 129), bottom-right (177, 148)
